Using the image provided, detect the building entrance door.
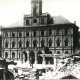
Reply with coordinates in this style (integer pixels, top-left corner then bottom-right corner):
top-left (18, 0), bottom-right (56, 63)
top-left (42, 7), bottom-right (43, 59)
top-left (37, 51), bottom-right (43, 64)
top-left (29, 51), bottom-right (35, 64)
top-left (45, 57), bottom-right (54, 64)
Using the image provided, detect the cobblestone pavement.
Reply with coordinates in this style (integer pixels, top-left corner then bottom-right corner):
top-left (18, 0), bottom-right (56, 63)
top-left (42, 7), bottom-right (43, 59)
top-left (13, 62), bottom-right (80, 79)
top-left (39, 63), bottom-right (80, 79)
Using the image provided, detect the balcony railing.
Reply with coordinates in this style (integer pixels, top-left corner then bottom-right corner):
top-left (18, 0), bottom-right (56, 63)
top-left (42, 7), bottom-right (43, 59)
top-left (24, 13), bottom-right (48, 17)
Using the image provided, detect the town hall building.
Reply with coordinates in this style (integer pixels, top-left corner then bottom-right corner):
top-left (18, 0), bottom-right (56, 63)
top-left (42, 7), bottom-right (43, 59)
top-left (1, 0), bottom-right (79, 66)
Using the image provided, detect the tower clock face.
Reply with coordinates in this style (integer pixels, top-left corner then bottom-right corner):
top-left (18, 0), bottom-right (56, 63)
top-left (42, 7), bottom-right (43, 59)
top-left (33, 19), bottom-right (37, 23)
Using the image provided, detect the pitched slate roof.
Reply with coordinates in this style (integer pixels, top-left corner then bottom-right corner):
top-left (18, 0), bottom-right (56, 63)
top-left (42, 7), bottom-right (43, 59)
top-left (7, 19), bottom-right (23, 27)
top-left (7, 15), bottom-right (71, 27)
top-left (53, 15), bottom-right (71, 24)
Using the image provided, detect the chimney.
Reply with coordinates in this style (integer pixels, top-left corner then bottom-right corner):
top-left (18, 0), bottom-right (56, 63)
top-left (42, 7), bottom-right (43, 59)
top-left (74, 21), bottom-right (76, 25)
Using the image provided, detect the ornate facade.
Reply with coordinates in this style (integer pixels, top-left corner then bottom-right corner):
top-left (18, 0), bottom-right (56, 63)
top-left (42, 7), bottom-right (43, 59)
top-left (1, 0), bottom-right (79, 66)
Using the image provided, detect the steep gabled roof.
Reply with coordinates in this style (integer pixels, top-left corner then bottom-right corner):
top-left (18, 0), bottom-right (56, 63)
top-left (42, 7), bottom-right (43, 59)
top-left (7, 15), bottom-right (71, 28)
top-left (53, 15), bottom-right (71, 24)
top-left (7, 19), bottom-right (23, 27)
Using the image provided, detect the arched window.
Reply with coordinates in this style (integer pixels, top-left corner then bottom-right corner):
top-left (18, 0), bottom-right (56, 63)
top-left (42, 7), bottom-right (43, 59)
top-left (33, 5), bottom-right (37, 16)
top-left (57, 51), bottom-right (60, 54)
top-left (26, 39), bottom-right (30, 47)
top-left (49, 38), bottom-right (53, 47)
top-left (12, 40), bottom-right (15, 48)
top-left (29, 51), bottom-right (35, 64)
top-left (64, 37), bottom-right (68, 46)
top-left (65, 51), bottom-right (68, 54)
top-left (19, 39), bottom-right (22, 48)
top-left (41, 38), bottom-right (45, 47)
top-left (33, 38), bottom-right (37, 47)
top-left (56, 38), bottom-right (61, 47)
top-left (5, 40), bottom-right (8, 48)
top-left (12, 52), bottom-right (15, 59)
top-left (5, 52), bottom-right (8, 58)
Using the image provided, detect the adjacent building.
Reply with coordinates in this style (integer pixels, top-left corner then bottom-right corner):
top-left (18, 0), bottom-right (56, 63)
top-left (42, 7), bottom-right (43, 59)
top-left (1, 0), bottom-right (79, 66)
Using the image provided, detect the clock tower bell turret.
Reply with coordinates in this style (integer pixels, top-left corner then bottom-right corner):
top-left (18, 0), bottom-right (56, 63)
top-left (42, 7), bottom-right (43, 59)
top-left (31, 0), bottom-right (42, 16)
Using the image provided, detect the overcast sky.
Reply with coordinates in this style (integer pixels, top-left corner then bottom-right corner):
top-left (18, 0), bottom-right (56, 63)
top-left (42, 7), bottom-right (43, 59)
top-left (0, 0), bottom-right (80, 28)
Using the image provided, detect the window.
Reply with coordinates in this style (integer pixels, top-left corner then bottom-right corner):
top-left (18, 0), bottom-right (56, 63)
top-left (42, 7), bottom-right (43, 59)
top-left (49, 51), bottom-right (52, 54)
top-left (45, 47), bottom-right (49, 54)
top-left (19, 39), bottom-right (22, 48)
top-left (41, 19), bottom-right (44, 24)
top-left (64, 29), bottom-right (68, 35)
top-left (56, 38), bottom-right (61, 47)
top-left (49, 30), bottom-right (52, 36)
top-left (12, 52), bottom-right (15, 59)
top-left (49, 38), bottom-right (53, 47)
top-left (5, 40), bottom-right (8, 48)
top-left (41, 30), bottom-right (44, 36)
top-left (5, 52), bottom-right (8, 58)
top-left (33, 31), bottom-right (36, 36)
top-left (5, 33), bottom-right (8, 37)
top-left (41, 38), bottom-right (45, 47)
top-left (33, 5), bottom-right (37, 16)
top-left (29, 51), bottom-right (35, 64)
top-left (26, 20), bottom-right (29, 25)
top-left (12, 40), bottom-right (15, 48)
top-left (33, 39), bottom-right (37, 47)
top-left (26, 39), bottom-right (30, 47)
top-left (26, 31), bottom-right (29, 36)
top-left (19, 32), bottom-right (22, 37)
top-left (57, 51), bottom-right (60, 54)
top-left (65, 51), bottom-right (68, 54)
top-left (56, 29), bottom-right (60, 35)
top-left (12, 32), bottom-right (15, 37)
top-left (64, 37), bottom-right (68, 46)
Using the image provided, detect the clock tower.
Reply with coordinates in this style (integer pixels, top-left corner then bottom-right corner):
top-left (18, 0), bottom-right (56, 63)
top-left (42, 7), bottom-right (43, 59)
top-left (24, 0), bottom-right (53, 26)
top-left (31, 0), bottom-right (42, 16)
